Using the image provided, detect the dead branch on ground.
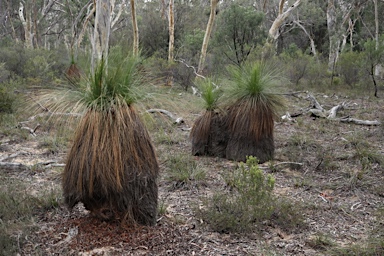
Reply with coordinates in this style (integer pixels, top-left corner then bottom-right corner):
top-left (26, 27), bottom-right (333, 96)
top-left (146, 109), bottom-right (184, 125)
top-left (283, 92), bottom-right (381, 126)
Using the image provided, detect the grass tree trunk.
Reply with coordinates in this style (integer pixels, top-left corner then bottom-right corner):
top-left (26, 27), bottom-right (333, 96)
top-left (224, 63), bottom-right (284, 164)
top-left (191, 111), bottom-right (228, 158)
top-left (63, 105), bottom-right (159, 225)
top-left (130, 0), bottom-right (139, 56)
top-left (225, 100), bottom-right (275, 163)
top-left (197, 0), bottom-right (219, 74)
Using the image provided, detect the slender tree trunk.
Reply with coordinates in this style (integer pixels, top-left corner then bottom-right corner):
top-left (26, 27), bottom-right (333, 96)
top-left (92, 0), bottom-right (111, 72)
top-left (32, 0), bottom-right (39, 48)
top-left (111, 0), bottom-right (125, 29)
top-left (130, 0), bottom-right (139, 56)
top-left (168, 0), bottom-right (175, 62)
top-left (197, 0), bottom-right (219, 74)
top-left (6, 0), bottom-right (19, 43)
top-left (76, 2), bottom-right (96, 51)
top-left (373, 0), bottom-right (381, 77)
top-left (293, 20), bottom-right (317, 57)
top-left (327, 0), bottom-right (340, 73)
top-left (19, 2), bottom-right (33, 48)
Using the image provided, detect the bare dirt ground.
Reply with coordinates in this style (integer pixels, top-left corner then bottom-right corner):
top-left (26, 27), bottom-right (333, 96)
top-left (1, 90), bottom-right (383, 255)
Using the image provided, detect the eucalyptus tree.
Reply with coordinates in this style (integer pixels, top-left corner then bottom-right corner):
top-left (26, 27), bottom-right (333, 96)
top-left (213, 4), bottom-right (265, 66)
top-left (139, 1), bottom-right (168, 57)
top-left (168, 0), bottom-right (175, 61)
top-left (130, 0), bottom-right (139, 56)
top-left (326, 0), bottom-right (369, 72)
top-left (268, 0), bottom-right (303, 42)
top-left (197, 0), bottom-right (219, 74)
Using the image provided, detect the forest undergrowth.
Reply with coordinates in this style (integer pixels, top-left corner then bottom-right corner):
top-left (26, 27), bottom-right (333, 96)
top-left (0, 83), bottom-right (383, 255)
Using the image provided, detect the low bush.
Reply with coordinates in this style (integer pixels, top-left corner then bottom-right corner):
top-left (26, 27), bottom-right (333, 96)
top-left (197, 156), bottom-right (303, 233)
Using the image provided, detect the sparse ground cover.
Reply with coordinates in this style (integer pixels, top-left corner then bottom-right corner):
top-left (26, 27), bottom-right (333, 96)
top-left (0, 84), bottom-right (383, 255)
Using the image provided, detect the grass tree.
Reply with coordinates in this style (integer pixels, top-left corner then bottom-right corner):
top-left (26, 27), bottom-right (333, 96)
top-left (225, 62), bottom-right (285, 163)
top-left (190, 79), bottom-right (226, 157)
top-left (62, 0), bottom-right (158, 226)
top-left (47, 50), bottom-right (159, 226)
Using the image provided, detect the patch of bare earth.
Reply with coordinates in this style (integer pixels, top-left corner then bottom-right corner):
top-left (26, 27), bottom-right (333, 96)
top-left (1, 92), bottom-right (383, 255)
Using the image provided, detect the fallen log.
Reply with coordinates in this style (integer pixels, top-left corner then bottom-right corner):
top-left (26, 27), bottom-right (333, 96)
top-left (339, 118), bottom-right (381, 126)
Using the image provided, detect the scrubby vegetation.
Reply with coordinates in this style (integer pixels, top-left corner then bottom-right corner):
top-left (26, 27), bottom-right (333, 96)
top-left (0, 41), bottom-right (383, 254)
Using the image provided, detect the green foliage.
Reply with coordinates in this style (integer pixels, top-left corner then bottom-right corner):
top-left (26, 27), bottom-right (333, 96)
top-left (198, 78), bottom-right (221, 110)
top-left (37, 49), bottom-right (145, 115)
top-left (139, 12), bottom-right (168, 58)
top-left (0, 62), bottom-right (10, 82)
top-left (179, 28), bottom-right (205, 64)
top-left (362, 35), bottom-right (384, 69)
top-left (0, 83), bottom-right (15, 114)
top-left (226, 61), bottom-right (285, 115)
top-left (197, 156), bottom-right (276, 233)
top-left (0, 46), bottom-right (67, 81)
top-left (361, 35), bottom-right (384, 96)
top-left (225, 156), bottom-right (275, 204)
top-left (280, 46), bottom-right (314, 86)
top-left (89, 52), bottom-right (143, 108)
top-left (337, 51), bottom-right (364, 87)
top-left (304, 60), bottom-right (329, 89)
top-left (213, 4), bottom-right (265, 66)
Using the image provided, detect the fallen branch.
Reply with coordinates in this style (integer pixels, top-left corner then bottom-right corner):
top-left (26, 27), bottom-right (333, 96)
top-left (0, 152), bottom-right (24, 162)
top-left (339, 118), bottom-right (381, 126)
top-left (0, 162), bottom-right (28, 170)
top-left (20, 112), bottom-right (82, 123)
top-left (307, 93), bottom-right (324, 111)
top-left (327, 102), bottom-right (345, 119)
top-left (283, 93), bottom-right (380, 126)
top-left (259, 161), bottom-right (303, 169)
top-left (272, 161), bottom-right (304, 167)
top-left (19, 124), bottom-right (41, 136)
top-left (0, 161), bottom-right (65, 170)
top-left (146, 109), bottom-right (184, 125)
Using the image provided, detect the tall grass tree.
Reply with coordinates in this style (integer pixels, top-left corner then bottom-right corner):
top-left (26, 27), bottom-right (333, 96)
top-left (190, 79), bottom-right (227, 157)
top-left (224, 62), bottom-right (285, 163)
top-left (64, 53), bottom-right (159, 226)
top-left (35, 49), bottom-right (159, 226)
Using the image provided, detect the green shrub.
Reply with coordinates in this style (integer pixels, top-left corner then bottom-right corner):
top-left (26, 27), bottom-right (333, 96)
top-left (337, 51), bottom-right (364, 87)
top-left (197, 156), bottom-right (305, 233)
top-left (0, 46), bottom-right (68, 81)
top-left (197, 156), bottom-right (276, 233)
top-left (281, 45), bottom-right (313, 86)
top-left (0, 85), bottom-right (15, 114)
